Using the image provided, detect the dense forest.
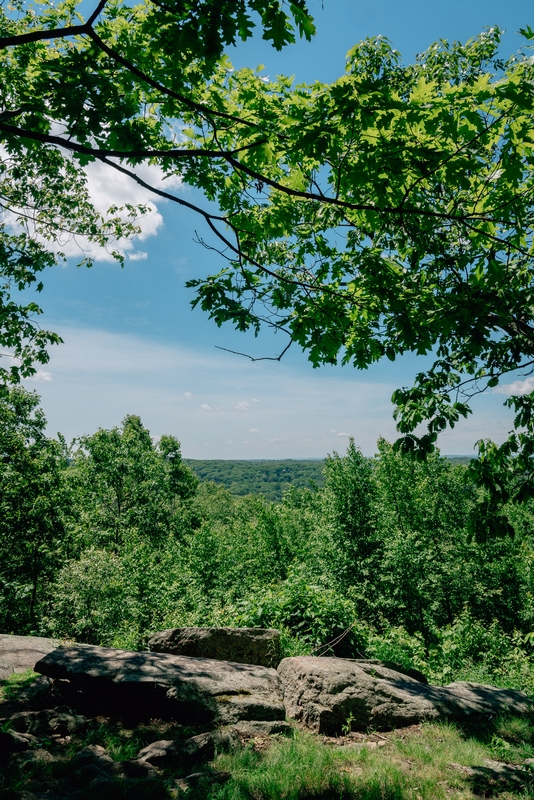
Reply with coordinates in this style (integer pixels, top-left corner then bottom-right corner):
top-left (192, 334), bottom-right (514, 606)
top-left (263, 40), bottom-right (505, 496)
top-left (184, 458), bottom-right (473, 500)
top-left (184, 460), bottom-right (326, 501)
top-left (2, 386), bottom-right (534, 692)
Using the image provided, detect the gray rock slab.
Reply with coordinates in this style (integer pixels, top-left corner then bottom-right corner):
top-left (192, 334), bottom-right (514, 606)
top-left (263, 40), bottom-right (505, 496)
top-left (69, 745), bottom-right (114, 771)
top-left (230, 719), bottom-right (294, 736)
top-left (137, 739), bottom-right (182, 767)
top-left (0, 730), bottom-right (37, 756)
top-left (278, 657), bottom-right (532, 734)
top-left (183, 729), bottom-right (240, 761)
top-left (16, 748), bottom-right (56, 765)
top-left (349, 659), bottom-right (428, 684)
top-left (35, 644), bottom-right (285, 725)
top-left (0, 635), bottom-right (58, 677)
top-left (0, 658), bottom-right (14, 681)
top-left (174, 769), bottom-right (231, 792)
top-left (148, 627), bottom-right (281, 668)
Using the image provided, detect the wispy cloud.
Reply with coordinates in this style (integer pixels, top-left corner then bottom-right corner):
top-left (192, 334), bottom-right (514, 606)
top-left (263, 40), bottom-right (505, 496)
top-left (234, 400), bottom-right (250, 411)
top-left (24, 325), bottom-right (515, 458)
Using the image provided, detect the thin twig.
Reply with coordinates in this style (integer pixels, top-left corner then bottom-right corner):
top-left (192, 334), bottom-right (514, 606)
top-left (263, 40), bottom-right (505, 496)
top-left (214, 340), bottom-right (292, 362)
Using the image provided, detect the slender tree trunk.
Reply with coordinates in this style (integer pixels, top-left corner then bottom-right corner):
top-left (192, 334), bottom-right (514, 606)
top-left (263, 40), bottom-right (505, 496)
top-left (29, 545), bottom-right (39, 623)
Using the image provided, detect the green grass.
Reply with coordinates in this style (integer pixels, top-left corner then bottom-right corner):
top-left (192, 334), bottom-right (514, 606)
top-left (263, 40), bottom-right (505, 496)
top-left (0, 668), bottom-right (39, 701)
top-left (5, 719), bottom-right (534, 799)
top-left (202, 719), bottom-right (534, 800)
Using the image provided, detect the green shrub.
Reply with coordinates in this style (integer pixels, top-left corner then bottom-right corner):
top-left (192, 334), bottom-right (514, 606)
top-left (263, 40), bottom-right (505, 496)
top-left (43, 548), bottom-right (141, 648)
top-left (219, 569), bottom-right (368, 658)
top-left (366, 625), bottom-right (428, 674)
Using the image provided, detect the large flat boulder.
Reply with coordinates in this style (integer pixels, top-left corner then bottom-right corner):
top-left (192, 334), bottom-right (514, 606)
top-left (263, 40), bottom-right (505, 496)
top-left (34, 645), bottom-right (285, 725)
top-left (148, 627), bottom-right (281, 668)
top-left (0, 635), bottom-right (58, 679)
top-left (278, 657), bottom-right (532, 734)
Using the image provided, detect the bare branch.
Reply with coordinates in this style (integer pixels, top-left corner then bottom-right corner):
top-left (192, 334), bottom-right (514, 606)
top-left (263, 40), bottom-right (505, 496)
top-left (215, 340), bottom-right (292, 362)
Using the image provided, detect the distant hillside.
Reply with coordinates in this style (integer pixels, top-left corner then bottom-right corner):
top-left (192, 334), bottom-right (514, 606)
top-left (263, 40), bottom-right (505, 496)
top-left (184, 455), bottom-right (473, 501)
top-left (183, 459), bottom-right (326, 501)
top-left (446, 456), bottom-right (473, 467)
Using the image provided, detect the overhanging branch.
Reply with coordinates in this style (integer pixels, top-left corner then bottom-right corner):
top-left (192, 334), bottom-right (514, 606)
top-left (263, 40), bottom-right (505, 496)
top-left (0, 120), bottom-right (266, 160)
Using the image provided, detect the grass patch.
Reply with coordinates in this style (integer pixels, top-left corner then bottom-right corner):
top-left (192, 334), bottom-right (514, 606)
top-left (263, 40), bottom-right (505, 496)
top-left (0, 669), bottom-right (39, 702)
top-left (200, 721), bottom-right (534, 800)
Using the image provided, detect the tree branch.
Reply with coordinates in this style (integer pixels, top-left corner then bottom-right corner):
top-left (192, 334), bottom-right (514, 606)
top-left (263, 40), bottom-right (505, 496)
top-left (0, 0), bottom-right (107, 48)
top-left (86, 28), bottom-right (262, 129)
top-left (0, 120), bottom-right (266, 160)
top-left (223, 154), bottom-right (501, 224)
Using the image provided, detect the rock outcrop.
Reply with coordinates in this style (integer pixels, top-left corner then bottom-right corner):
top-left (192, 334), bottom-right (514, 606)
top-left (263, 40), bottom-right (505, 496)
top-left (148, 627), bottom-right (281, 668)
top-left (0, 634), bottom-right (58, 679)
top-left (278, 656), bottom-right (533, 734)
top-left (34, 644), bottom-right (285, 725)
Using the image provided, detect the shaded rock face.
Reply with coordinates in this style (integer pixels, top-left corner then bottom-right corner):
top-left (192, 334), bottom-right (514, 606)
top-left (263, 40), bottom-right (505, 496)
top-left (349, 659), bottom-right (428, 684)
top-left (148, 627), bottom-right (281, 668)
top-left (278, 657), bottom-right (533, 734)
top-left (0, 634), bottom-right (58, 679)
top-left (4, 707), bottom-right (87, 737)
top-left (450, 759), bottom-right (531, 795)
top-left (35, 644), bottom-right (285, 725)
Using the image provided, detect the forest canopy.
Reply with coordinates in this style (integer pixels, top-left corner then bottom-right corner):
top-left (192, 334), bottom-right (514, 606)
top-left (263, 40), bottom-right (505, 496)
top-left (2, 387), bottom-right (534, 692)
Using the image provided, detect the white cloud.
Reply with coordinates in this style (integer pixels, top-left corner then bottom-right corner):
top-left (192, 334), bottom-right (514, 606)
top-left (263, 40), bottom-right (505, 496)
top-left (252, 398), bottom-right (259, 403)
top-left (234, 400), bottom-right (250, 411)
top-left (331, 429), bottom-right (337, 433)
top-left (66, 159), bottom-right (182, 262)
top-left (200, 404), bottom-right (212, 411)
top-left (494, 377), bottom-right (534, 396)
top-left (4, 151), bottom-right (183, 264)
top-left (269, 437), bottom-right (282, 443)
top-left (27, 370), bottom-right (53, 383)
top-left (242, 440), bottom-right (251, 444)
top-left (249, 428), bottom-right (259, 432)
top-left (336, 432), bottom-right (349, 437)
top-left (184, 392), bottom-right (194, 399)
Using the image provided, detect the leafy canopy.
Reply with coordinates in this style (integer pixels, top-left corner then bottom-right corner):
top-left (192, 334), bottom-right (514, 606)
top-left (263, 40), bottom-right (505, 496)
top-left (1, 2), bottom-right (534, 508)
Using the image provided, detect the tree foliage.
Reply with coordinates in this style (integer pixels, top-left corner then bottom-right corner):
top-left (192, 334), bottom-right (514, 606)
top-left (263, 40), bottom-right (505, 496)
top-left (3, 389), bottom-right (534, 696)
top-left (0, 386), bottom-right (66, 631)
top-left (1, 4), bottom-right (534, 512)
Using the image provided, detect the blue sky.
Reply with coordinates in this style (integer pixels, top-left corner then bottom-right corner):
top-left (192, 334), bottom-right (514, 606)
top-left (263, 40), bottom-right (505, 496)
top-left (23, 0), bottom-right (533, 458)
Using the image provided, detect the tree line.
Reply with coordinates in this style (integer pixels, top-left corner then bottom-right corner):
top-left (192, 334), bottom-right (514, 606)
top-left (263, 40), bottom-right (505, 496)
top-left (2, 386), bottom-right (534, 691)
top-left (184, 459), bottom-right (326, 501)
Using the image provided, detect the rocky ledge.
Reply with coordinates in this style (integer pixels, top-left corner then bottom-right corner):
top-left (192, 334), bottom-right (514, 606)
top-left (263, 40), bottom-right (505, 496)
top-left (1, 631), bottom-right (533, 799)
